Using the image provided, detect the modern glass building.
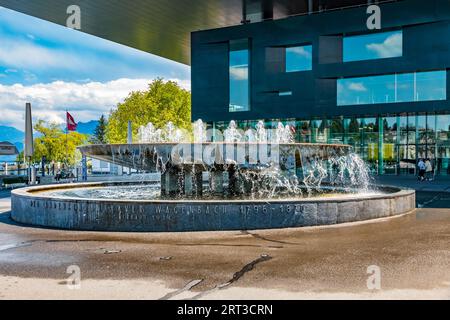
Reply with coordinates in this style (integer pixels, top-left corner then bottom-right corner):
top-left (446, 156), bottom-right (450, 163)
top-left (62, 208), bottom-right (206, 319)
top-left (191, 0), bottom-right (450, 175)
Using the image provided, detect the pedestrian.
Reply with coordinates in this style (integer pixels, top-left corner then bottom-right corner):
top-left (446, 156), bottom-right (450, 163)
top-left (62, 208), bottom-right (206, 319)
top-left (55, 169), bottom-right (61, 182)
top-left (417, 159), bottom-right (426, 181)
top-left (425, 158), bottom-right (433, 181)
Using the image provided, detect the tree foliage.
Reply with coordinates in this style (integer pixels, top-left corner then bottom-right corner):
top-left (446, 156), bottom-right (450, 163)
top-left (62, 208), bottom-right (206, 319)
top-left (90, 114), bottom-right (107, 144)
top-left (105, 78), bottom-right (191, 143)
top-left (27, 120), bottom-right (88, 165)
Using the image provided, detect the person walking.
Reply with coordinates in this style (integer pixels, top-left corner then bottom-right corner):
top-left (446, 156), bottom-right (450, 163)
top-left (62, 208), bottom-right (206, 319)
top-left (425, 159), bottom-right (433, 181)
top-left (418, 159), bottom-right (426, 181)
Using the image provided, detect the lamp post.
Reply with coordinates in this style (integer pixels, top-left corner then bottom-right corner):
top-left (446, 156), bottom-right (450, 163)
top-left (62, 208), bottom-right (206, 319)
top-left (127, 121), bottom-right (132, 175)
top-left (24, 103), bottom-right (35, 184)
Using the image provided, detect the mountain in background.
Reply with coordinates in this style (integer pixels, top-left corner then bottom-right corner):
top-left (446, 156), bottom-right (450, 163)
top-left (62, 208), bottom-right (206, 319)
top-left (60, 120), bottom-right (98, 135)
top-left (55, 120), bottom-right (97, 135)
top-left (0, 126), bottom-right (25, 162)
top-left (0, 121), bottom-right (97, 162)
top-left (76, 120), bottom-right (98, 135)
top-left (0, 125), bottom-right (25, 144)
top-left (0, 121), bottom-right (98, 145)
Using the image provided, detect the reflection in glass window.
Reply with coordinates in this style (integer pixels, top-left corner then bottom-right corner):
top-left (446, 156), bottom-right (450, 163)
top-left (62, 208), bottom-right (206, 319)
top-left (416, 71), bottom-right (447, 102)
top-left (417, 115), bottom-right (427, 144)
top-left (329, 119), bottom-right (344, 144)
top-left (437, 115), bottom-right (450, 141)
top-left (337, 70), bottom-right (447, 106)
top-left (343, 30), bottom-right (402, 62)
top-left (427, 114), bottom-right (437, 144)
top-left (229, 39), bottom-right (250, 112)
top-left (383, 117), bottom-right (397, 144)
top-left (285, 45), bottom-right (312, 72)
top-left (296, 120), bottom-right (311, 142)
top-left (399, 116), bottom-right (408, 144)
top-left (407, 114), bottom-right (416, 144)
top-left (395, 73), bottom-right (414, 103)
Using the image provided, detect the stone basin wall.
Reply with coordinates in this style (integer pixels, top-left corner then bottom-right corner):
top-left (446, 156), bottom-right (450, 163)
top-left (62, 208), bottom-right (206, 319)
top-left (11, 182), bottom-right (415, 232)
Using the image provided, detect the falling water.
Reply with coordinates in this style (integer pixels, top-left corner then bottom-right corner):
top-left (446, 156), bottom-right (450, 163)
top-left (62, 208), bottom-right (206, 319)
top-left (256, 120), bottom-right (267, 142)
top-left (132, 118), bottom-right (372, 198)
top-left (138, 122), bottom-right (162, 143)
top-left (193, 119), bottom-right (207, 143)
top-left (224, 120), bottom-right (242, 142)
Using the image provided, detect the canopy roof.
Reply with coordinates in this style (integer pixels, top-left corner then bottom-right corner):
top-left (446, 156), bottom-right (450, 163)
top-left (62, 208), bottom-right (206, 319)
top-left (0, 0), bottom-right (387, 65)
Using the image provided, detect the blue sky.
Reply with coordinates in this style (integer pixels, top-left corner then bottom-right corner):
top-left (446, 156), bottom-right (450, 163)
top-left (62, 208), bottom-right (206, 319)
top-left (0, 6), bottom-right (190, 130)
top-left (343, 30), bottom-right (402, 62)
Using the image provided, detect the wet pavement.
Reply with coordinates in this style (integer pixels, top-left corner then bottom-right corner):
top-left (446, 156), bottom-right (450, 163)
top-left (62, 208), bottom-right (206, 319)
top-left (375, 175), bottom-right (450, 193)
top-left (0, 188), bottom-right (449, 299)
top-left (416, 191), bottom-right (450, 209)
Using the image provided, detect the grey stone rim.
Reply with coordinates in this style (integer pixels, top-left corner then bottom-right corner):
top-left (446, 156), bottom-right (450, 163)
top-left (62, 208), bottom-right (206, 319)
top-left (10, 182), bottom-right (416, 232)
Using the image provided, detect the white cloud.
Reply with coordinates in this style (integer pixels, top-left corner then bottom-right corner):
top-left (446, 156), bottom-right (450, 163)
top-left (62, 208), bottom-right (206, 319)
top-left (169, 78), bottom-right (191, 92)
top-left (287, 46), bottom-right (312, 58)
top-left (23, 71), bottom-right (37, 82)
top-left (348, 82), bottom-right (367, 92)
top-left (0, 38), bottom-right (88, 71)
top-left (0, 78), bottom-right (191, 131)
top-left (366, 33), bottom-right (402, 58)
top-left (230, 67), bottom-right (248, 80)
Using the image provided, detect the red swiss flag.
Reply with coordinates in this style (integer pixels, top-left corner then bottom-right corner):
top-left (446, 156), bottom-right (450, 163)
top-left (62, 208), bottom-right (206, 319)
top-left (66, 112), bottom-right (77, 131)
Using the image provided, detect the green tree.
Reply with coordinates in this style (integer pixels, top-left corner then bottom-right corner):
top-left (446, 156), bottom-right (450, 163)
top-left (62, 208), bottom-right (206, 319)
top-left (106, 78), bottom-right (191, 143)
top-left (27, 120), bottom-right (88, 165)
top-left (90, 114), bottom-right (108, 144)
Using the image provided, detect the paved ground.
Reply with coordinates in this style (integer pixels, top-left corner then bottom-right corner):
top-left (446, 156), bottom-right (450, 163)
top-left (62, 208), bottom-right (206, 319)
top-left (0, 187), bottom-right (449, 299)
top-left (375, 175), bottom-right (450, 193)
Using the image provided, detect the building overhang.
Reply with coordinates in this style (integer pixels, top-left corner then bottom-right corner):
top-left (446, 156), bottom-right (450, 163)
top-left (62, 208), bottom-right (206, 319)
top-left (0, 0), bottom-right (398, 65)
top-left (0, 0), bottom-right (245, 65)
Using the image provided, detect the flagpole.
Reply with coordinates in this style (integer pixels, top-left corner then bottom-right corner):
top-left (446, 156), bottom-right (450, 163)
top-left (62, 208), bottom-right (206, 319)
top-left (65, 109), bottom-right (68, 168)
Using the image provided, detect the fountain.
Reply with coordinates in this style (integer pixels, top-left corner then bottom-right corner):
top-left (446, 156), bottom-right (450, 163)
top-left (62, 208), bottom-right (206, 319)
top-left (11, 120), bottom-right (415, 232)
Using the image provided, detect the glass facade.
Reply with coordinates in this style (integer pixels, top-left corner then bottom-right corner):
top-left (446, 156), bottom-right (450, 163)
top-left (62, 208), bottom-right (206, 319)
top-left (285, 45), bottom-right (312, 72)
top-left (210, 113), bottom-right (450, 176)
top-left (343, 30), bottom-right (403, 62)
top-left (219, 23), bottom-right (449, 176)
top-left (337, 70), bottom-right (447, 106)
top-left (229, 39), bottom-right (250, 112)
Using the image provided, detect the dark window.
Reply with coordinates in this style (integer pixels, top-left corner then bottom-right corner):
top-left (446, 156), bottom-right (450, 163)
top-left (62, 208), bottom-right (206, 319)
top-left (229, 39), bottom-right (250, 112)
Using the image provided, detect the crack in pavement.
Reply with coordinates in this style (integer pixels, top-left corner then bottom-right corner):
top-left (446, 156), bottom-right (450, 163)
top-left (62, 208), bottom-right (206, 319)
top-left (0, 241), bottom-right (33, 252)
top-left (43, 239), bottom-right (118, 243)
top-left (176, 243), bottom-right (263, 248)
top-left (188, 254), bottom-right (273, 300)
top-left (0, 239), bottom-right (123, 253)
top-left (418, 190), bottom-right (450, 208)
top-left (418, 194), bottom-right (440, 207)
top-left (241, 230), bottom-right (298, 245)
top-left (159, 279), bottom-right (203, 300)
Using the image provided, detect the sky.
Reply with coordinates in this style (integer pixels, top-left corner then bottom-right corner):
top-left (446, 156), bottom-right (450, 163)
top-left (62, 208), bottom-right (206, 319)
top-left (0, 6), bottom-right (191, 131)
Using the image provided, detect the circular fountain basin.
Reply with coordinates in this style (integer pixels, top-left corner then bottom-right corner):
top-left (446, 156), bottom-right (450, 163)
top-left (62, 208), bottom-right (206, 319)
top-left (10, 182), bottom-right (415, 232)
